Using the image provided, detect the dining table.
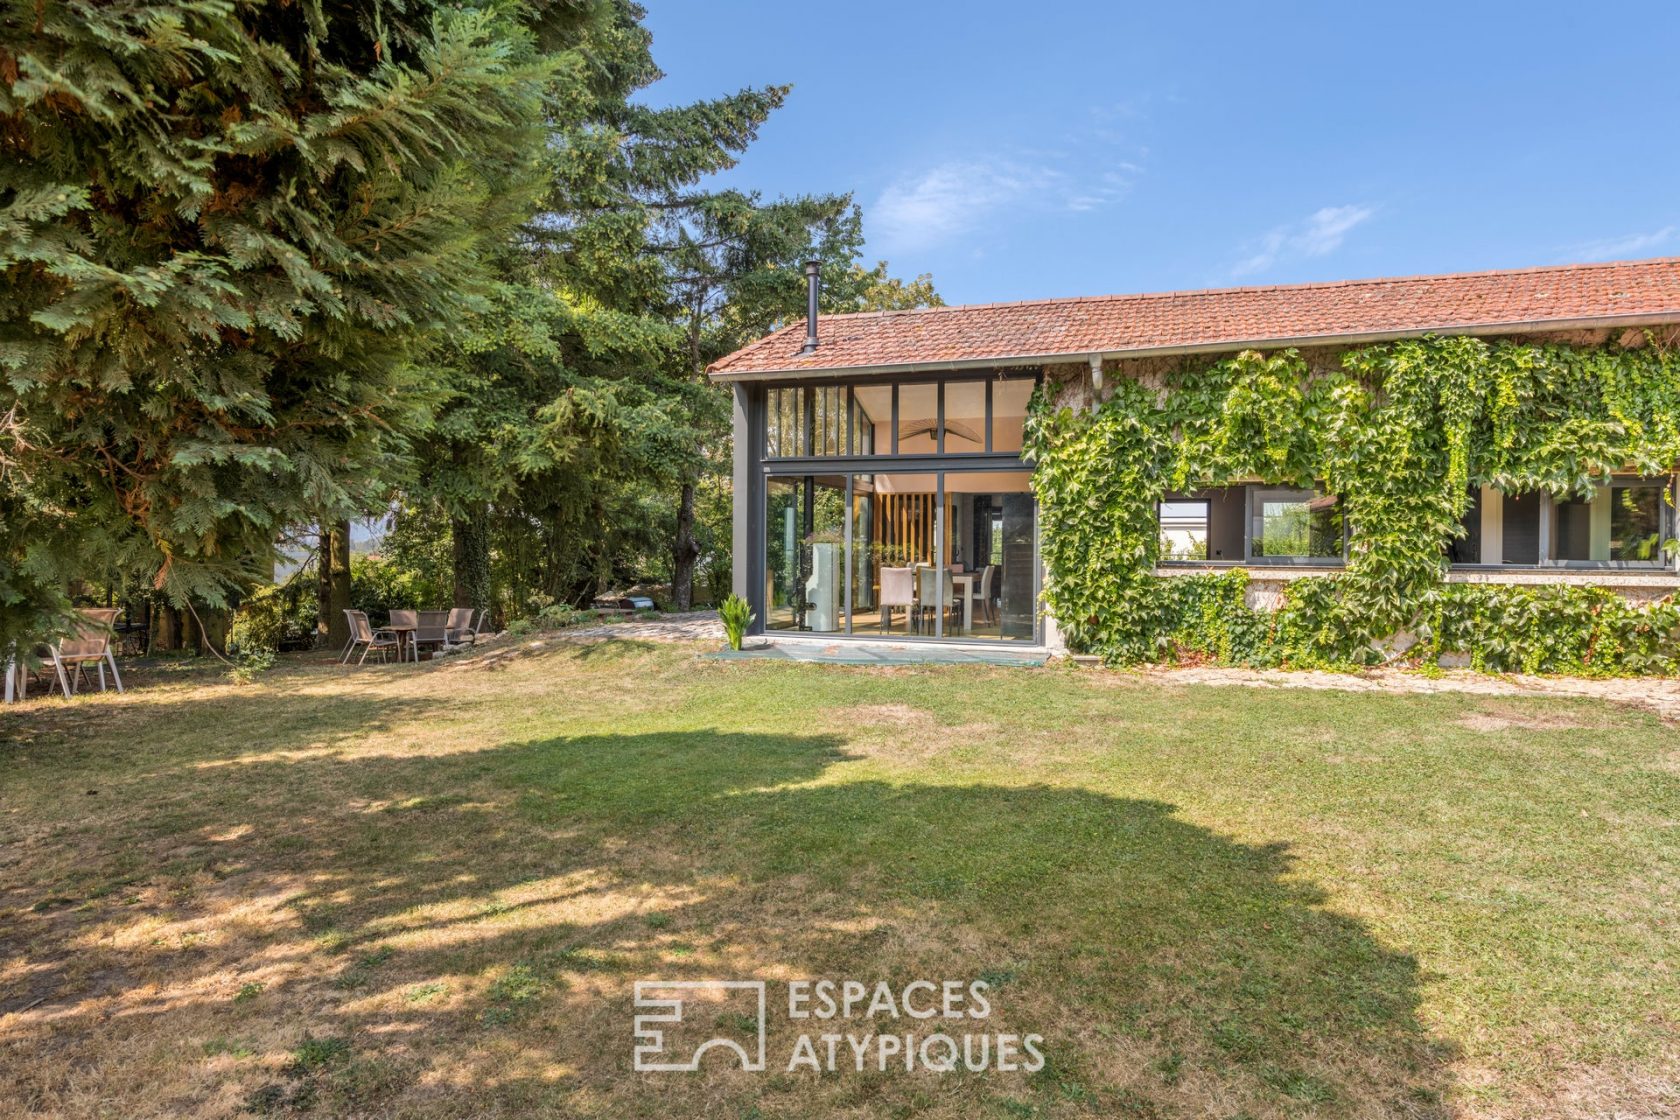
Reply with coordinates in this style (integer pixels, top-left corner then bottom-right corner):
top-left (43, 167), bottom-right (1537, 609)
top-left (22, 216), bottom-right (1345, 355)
top-left (951, 571), bottom-right (974, 633)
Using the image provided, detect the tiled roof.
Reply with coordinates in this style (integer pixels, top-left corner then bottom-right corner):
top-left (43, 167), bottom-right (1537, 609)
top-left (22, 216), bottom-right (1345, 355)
top-left (708, 257), bottom-right (1680, 379)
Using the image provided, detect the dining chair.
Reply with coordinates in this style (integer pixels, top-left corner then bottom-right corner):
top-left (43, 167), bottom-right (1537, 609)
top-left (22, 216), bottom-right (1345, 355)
top-left (878, 567), bottom-right (914, 633)
top-left (914, 567), bottom-right (956, 634)
top-left (973, 564), bottom-right (997, 625)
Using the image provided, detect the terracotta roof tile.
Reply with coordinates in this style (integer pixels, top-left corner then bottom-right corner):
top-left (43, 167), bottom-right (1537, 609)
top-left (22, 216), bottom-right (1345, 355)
top-left (708, 257), bottom-right (1680, 379)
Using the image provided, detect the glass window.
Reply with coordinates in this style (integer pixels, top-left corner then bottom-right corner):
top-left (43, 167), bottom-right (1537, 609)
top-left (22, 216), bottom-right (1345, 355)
top-left (944, 471), bottom-right (1036, 641)
top-left (763, 386), bottom-right (846, 458)
top-left (1158, 501), bottom-right (1210, 561)
top-left (764, 475), bottom-right (847, 632)
top-left (850, 385), bottom-right (886, 455)
top-left (992, 377), bottom-right (1033, 453)
top-left (1551, 478), bottom-right (1670, 565)
top-left (764, 377), bottom-right (1037, 459)
top-left (1249, 488), bottom-right (1343, 561)
top-left (1611, 482), bottom-right (1667, 562)
top-left (942, 381), bottom-right (987, 452)
top-left (896, 383), bottom-right (938, 453)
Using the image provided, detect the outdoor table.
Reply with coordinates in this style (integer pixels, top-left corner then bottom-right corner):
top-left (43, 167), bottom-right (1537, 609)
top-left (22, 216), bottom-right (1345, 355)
top-left (385, 621), bottom-right (418, 662)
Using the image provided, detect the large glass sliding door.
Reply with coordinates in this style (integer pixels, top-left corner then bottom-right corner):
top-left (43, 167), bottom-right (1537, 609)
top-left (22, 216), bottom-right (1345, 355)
top-left (942, 471), bottom-right (1036, 640)
top-left (765, 469), bottom-right (1036, 642)
top-left (765, 475), bottom-right (846, 633)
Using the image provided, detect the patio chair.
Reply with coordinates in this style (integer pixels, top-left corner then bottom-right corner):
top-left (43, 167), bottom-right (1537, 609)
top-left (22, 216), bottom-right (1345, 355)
top-left (412, 610), bottom-right (452, 661)
top-left (878, 567), bottom-right (914, 633)
top-left (342, 610), bottom-right (401, 665)
top-left (446, 607), bottom-right (484, 647)
top-left (50, 608), bottom-right (124, 698)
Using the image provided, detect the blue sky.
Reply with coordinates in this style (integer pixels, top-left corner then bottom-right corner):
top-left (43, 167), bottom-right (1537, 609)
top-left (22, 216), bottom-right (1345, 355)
top-left (639, 2), bottom-right (1680, 307)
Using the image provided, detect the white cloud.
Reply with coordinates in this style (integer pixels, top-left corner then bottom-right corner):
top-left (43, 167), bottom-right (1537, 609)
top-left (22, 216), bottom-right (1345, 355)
top-left (1567, 226), bottom-right (1678, 262)
top-left (1232, 204), bottom-right (1376, 277)
top-left (869, 115), bottom-right (1145, 254)
top-left (872, 162), bottom-right (1056, 252)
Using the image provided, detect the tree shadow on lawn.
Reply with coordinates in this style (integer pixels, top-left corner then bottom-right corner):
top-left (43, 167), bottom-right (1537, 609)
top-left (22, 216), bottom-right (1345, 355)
top-left (1, 727), bottom-right (1455, 1118)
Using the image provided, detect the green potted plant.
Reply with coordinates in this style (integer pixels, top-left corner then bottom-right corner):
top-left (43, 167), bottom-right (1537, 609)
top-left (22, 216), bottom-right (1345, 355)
top-left (719, 593), bottom-right (755, 651)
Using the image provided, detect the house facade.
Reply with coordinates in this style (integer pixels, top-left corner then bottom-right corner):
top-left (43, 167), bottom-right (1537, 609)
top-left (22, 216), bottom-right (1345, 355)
top-left (707, 258), bottom-right (1680, 651)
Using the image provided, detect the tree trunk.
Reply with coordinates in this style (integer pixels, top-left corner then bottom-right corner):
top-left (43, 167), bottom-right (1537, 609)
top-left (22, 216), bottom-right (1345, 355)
top-left (317, 523), bottom-right (332, 647)
top-left (319, 520), bottom-right (352, 650)
top-left (153, 604), bottom-right (181, 651)
top-left (671, 479), bottom-right (700, 611)
top-left (451, 502), bottom-right (491, 612)
top-left (193, 606), bottom-right (231, 655)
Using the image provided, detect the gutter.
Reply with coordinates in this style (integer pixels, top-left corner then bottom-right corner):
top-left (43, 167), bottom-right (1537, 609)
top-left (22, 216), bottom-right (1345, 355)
top-left (706, 310), bottom-right (1680, 383)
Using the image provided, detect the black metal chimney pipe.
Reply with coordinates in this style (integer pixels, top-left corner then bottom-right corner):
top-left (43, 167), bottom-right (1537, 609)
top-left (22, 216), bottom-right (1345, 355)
top-left (799, 259), bottom-right (820, 354)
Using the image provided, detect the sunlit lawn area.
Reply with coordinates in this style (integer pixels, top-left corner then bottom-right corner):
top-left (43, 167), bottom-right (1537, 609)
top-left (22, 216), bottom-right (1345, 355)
top-left (2, 639), bottom-right (1677, 1118)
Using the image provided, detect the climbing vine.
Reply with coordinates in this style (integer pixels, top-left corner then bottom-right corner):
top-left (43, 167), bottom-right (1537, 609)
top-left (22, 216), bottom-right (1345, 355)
top-left (1025, 335), bottom-right (1680, 673)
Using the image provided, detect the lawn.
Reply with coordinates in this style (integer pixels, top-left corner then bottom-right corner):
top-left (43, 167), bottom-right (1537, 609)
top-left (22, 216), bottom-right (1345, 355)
top-left (1, 639), bottom-right (1676, 1119)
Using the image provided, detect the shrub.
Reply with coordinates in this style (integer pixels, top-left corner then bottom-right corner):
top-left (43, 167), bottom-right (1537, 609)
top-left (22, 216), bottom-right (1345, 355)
top-left (719, 594), bottom-right (754, 651)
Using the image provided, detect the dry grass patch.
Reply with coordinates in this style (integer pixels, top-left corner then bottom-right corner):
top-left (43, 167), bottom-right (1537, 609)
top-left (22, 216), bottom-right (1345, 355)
top-left (1, 642), bottom-right (1676, 1117)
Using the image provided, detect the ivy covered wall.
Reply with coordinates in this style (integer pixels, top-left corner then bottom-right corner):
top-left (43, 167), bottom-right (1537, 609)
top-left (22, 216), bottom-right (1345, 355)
top-left (1024, 328), bottom-right (1680, 674)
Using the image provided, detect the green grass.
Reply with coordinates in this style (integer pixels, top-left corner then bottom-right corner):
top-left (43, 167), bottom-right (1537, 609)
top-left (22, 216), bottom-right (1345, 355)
top-left (1, 641), bottom-right (1676, 1118)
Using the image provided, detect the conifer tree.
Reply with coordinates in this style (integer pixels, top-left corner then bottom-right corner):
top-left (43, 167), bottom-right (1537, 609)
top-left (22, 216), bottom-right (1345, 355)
top-left (0, 0), bottom-right (555, 649)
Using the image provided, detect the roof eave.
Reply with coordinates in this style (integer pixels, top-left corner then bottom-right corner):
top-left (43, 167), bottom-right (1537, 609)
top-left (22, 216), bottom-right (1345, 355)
top-left (706, 311), bottom-right (1680, 383)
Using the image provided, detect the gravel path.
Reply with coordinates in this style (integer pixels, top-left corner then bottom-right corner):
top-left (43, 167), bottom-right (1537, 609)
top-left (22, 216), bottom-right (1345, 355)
top-left (1130, 664), bottom-right (1680, 722)
top-left (556, 611), bottom-right (724, 641)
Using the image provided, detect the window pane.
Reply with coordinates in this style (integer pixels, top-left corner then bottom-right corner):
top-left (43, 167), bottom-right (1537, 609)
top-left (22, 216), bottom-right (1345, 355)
top-left (1554, 494), bottom-right (1593, 561)
top-left (946, 471), bottom-right (1035, 640)
top-left (1611, 484), bottom-right (1666, 561)
top-left (1252, 490), bottom-right (1342, 559)
top-left (765, 475), bottom-right (846, 631)
top-left (851, 384), bottom-right (889, 455)
top-left (942, 381), bottom-right (987, 451)
top-left (897, 383), bottom-right (937, 453)
top-left (1158, 501), bottom-right (1210, 561)
top-left (992, 377), bottom-right (1033, 453)
top-left (863, 472), bottom-right (937, 636)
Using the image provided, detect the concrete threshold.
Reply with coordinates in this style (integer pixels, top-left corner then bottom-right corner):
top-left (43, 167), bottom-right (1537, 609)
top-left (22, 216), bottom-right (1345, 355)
top-left (709, 636), bottom-right (1048, 667)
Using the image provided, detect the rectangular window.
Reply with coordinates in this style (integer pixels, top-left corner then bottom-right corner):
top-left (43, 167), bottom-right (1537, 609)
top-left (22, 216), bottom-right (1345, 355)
top-left (1248, 488), bottom-right (1344, 562)
top-left (942, 381), bottom-right (988, 452)
top-left (763, 377), bottom-right (1037, 459)
top-left (896, 383), bottom-right (938, 454)
top-left (1610, 482), bottom-right (1667, 562)
top-left (1158, 500), bottom-right (1210, 561)
top-left (1550, 478), bottom-right (1670, 566)
top-left (763, 386), bottom-right (846, 458)
top-left (991, 377), bottom-right (1032, 453)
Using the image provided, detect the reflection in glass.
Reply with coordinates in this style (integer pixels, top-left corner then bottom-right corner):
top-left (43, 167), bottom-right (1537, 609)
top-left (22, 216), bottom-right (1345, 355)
top-left (1611, 484), bottom-right (1665, 562)
top-left (764, 475), bottom-right (846, 631)
top-left (764, 386), bottom-right (846, 458)
top-left (1250, 489), bottom-right (1343, 560)
top-left (1159, 501), bottom-right (1210, 560)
